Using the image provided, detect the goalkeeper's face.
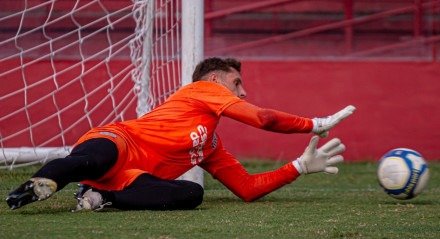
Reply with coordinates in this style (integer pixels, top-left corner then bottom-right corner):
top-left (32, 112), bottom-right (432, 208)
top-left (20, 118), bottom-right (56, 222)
top-left (215, 68), bottom-right (247, 99)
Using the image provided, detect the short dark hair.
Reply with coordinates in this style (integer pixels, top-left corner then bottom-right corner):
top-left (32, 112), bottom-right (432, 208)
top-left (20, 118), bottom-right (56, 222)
top-left (192, 57), bottom-right (241, 82)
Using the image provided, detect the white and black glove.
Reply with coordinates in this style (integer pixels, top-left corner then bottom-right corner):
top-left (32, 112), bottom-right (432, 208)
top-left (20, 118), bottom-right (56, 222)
top-left (292, 136), bottom-right (345, 175)
top-left (312, 105), bottom-right (356, 137)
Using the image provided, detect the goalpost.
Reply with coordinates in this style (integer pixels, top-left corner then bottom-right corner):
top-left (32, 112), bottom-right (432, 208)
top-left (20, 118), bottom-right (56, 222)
top-left (0, 0), bottom-right (204, 185)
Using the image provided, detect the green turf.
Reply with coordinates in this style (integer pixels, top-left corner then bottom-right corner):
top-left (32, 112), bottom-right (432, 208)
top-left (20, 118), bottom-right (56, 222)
top-left (0, 161), bottom-right (439, 239)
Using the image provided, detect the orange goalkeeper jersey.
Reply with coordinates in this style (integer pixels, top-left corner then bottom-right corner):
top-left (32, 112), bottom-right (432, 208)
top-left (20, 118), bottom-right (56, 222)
top-left (78, 81), bottom-right (243, 190)
top-left (78, 81), bottom-right (307, 201)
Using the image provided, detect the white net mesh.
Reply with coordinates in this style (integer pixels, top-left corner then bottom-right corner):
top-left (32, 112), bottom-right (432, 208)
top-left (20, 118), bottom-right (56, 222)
top-left (132, 0), bottom-right (182, 115)
top-left (0, 0), bottom-right (183, 169)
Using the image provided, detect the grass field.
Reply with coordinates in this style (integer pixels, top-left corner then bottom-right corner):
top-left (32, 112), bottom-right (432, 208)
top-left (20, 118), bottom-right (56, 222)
top-left (0, 161), bottom-right (439, 239)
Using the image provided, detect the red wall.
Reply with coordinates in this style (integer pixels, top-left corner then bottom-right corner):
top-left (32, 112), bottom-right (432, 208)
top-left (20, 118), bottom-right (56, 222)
top-left (218, 60), bottom-right (440, 161)
top-left (2, 60), bottom-right (439, 161)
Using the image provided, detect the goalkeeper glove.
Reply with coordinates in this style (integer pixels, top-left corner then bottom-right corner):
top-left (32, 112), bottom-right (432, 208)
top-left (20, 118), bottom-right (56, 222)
top-left (292, 136), bottom-right (345, 174)
top-left (312, 105), bottom-right (356, 137)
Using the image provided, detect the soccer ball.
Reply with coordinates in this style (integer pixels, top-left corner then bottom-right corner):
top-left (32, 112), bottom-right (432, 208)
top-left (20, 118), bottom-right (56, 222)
top-left (377, 148), bottom-right (429, 200)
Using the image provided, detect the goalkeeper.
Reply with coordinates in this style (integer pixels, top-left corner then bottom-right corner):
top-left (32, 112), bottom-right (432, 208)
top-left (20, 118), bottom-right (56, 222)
top-left (7, 57), bottom-right (355, 211)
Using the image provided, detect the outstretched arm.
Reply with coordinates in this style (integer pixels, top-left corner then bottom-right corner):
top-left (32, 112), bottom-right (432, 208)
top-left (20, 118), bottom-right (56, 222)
top-left (200, 136), bottom-right (346, 202)
top-left (222, 101), bottom-right (313, 133)
top-left (200, 145), bottom-right (301, 202)
top-left (223, 101), bottom-right (355, 137)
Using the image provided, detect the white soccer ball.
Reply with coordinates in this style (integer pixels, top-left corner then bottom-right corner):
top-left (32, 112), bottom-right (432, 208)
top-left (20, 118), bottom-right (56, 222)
top-left (377, 148), bottom-right (429, 200)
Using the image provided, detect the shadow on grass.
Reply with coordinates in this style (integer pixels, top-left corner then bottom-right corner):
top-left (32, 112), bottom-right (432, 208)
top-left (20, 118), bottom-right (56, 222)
top-left (378, 199), bottom-right (437, 205)
top-left (4, 207), bottom-right (71, 215)
top-left (204, 195), bottom-right (329, 204)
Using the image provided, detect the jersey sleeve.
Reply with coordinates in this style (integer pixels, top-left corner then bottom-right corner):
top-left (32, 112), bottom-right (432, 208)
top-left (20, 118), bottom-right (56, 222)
top-left (222, 101), bottom-right (313, 133)
top-left (199, 138), bottom-right (301, 202)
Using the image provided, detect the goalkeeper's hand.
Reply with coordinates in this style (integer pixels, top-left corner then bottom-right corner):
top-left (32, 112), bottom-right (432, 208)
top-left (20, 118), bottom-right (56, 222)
top-left (292, 136), bottom-right (345, 175)
top-left (312, 105), bottom-right (356, 137)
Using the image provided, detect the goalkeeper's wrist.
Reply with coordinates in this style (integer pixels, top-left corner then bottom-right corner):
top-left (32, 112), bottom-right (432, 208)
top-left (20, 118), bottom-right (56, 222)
top-left (311, 118), bottom-right (320, 133)
top-left (292, 159), bottom-right (304, 174)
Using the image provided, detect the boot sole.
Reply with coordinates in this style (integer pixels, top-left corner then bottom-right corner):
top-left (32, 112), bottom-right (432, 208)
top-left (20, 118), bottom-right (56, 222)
top-left (6, 178), bottom-right (57, 210)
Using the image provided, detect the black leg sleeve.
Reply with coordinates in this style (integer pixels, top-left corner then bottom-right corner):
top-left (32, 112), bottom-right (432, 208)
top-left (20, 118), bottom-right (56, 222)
top-left (32, 138), bottom-right (118, 190)
top-left (103, 173), bottom-right (204, 210)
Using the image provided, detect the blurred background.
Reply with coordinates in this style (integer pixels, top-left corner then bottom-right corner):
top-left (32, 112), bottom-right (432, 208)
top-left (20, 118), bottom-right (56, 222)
top-left (205, 0), bottom-right (440, 161)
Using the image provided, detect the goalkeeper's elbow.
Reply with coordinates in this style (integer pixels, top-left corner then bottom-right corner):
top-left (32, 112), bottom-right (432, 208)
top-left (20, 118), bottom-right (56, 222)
top-left (235, 191), bottom-right (263, 202)
top-left (256, 109), bottom-right (278, 130)
top-left (241, 195), bottom-right (259, 203)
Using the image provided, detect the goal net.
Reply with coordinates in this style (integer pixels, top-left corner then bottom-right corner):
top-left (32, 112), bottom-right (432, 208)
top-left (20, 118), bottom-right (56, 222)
top-left (0, 0), bottom-right (204, 184)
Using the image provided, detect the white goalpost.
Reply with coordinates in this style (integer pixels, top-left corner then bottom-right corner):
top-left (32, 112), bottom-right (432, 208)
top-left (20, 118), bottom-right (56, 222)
top-left (0, 0), bottom-right (204, 185)
top-left (179, 0), bottom-right (204, 186)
